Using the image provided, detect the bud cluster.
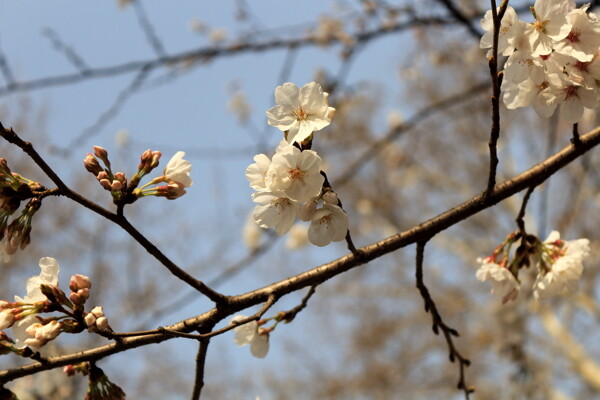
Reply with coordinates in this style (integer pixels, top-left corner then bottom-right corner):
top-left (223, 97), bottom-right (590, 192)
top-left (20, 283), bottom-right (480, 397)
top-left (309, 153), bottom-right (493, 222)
top-left (84, 146), bottom-right (193, 204)
top-left (0, 257), bottom-right (111, 353)
top-left (0, 159), bottom-right (46, 260)
top-left (476, 230), bottom-right (590, 302)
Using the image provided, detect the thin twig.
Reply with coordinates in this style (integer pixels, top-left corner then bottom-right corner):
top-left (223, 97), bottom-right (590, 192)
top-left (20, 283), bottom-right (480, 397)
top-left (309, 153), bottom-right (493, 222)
top-left (132, 0), bottom-right (167, 57)
top-left (515, 185), bottom-right (536, 235)
top-left (0, 38), bottom-right (15, 88)
top-left (42, 28), bottom-right (90, 73)
top-left (572, 123), bottom-right (582, 146)
top-left (485, 0), bottom-right (510, 197)
top-left (334, 81), bottom-right (490, 188)
top-left (278, 285), bottom-right (317, 323)
top-left (434, 0), bottom-right (483, 38)
top-left (415, 242), bottom-right (472, 399)
top-left (50, 66), bottom-right (151, 156)
top-left (0, 16), bottom-right (479, 98)
top-left (190, 339), bottom-right (210, 400)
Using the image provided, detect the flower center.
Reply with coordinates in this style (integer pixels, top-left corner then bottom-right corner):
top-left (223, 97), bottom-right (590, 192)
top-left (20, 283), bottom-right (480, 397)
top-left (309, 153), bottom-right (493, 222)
top-left (533, 19), bottom-right (548, 33)
top-left (566, 28), bottom-right (581, 43)
top-left (288, 168), bottom-right (306, 182)
top-left (294, 107), bottom-right (308, 121)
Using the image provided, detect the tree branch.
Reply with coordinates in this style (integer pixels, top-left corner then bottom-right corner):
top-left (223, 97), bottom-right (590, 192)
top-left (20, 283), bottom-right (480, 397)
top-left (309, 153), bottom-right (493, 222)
top-left (2, 122), bottom-right (600, 383)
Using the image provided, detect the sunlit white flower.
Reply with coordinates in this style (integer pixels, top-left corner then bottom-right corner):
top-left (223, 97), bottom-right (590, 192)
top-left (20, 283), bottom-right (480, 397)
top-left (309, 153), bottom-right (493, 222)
top-left (533, 231), bottom-right (590, 299)
top-left (266, 82), bottom-right (335, 144)
top-left (12, 257), bottom-right (60, 348)
top-left (164, 151), bottom-right (192, 188)
top-left (245, 154), bottom-right (271, 192)
top-left (554, 6), bottom-right (600, 62)
top-left (476, 260), bottom-right (520, 303)
top-left (15, 257), bottom-right (60, 304)
top-left (545, 72), bottom-right (598, 123)
top-left (231, 315), bottom-right (269, 358)
top-left (0, 309), bottom-right (15, 330)
top-left (480, 6), bottom-right (521, 57)
top-left (502, 77), bottom-right (557, 118)
top-left (308, 205), bottom-right (348, 247)
top-left (526, 0), bottom-right (572, 57)
top-left (265, 145), bottom-right (324, 203)
top-left (251, 192), bottom-right (298, 235)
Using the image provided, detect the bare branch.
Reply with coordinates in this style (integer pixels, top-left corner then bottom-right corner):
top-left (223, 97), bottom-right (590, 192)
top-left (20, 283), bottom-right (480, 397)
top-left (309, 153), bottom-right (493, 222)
top-left (132, 0), bottom-right (167, 57)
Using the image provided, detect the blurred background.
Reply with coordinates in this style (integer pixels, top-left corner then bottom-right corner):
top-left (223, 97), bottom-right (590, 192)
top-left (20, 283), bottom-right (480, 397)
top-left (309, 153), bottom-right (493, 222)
top-left (1, 0), bottom-right (600, 399)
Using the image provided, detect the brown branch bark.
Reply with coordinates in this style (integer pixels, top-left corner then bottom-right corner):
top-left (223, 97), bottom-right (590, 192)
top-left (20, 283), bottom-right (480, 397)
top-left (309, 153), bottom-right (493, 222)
top-left (2, 123), bottom-right (600, 383)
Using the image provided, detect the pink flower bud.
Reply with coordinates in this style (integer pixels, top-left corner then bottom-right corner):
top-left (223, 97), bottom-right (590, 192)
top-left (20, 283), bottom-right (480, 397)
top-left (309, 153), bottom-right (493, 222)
top-left (69, 274), bottom-right (92, 292)
top-left (0, 310), bottom-right (15, 330)
top-left (63, 365), bottom-right (76, 377)
top-left (111, 180), bottom-right (122, 191)
top-left (157, 182), bottom-right (186, 199)
top-left (93, 146), bottom-right (109, 164)
top-left (114, 172), bottom-right (127, 185)
top-left (99, 179), bottom-right (111, 190)
top-left (83, 154), bottom-right (103, 175)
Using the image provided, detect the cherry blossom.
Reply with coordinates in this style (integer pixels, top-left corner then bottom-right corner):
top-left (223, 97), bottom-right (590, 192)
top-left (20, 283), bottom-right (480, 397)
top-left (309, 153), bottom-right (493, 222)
top-left (231, 315), bottom-right (269, 358)
top-left (533, 231), bottom-right (590, 299)
top-left (475, 260), bottom-right (520, 303)
top-left (265, 144), bottom-right (324, 203)
top-left (266, 82), bottom-right (335, 144)
top-left (245, 153), bottom-right (271, 192)
top-left (480, 6), bottom-right (521, 57)
top-left (164, 151), bottom-right (192, 188)
top-left (308, 205), bottom-right (349, 247)
top-left (251, 192), bottom-right (298, 235)
top-left (526, 0), bottom-right (572, 57)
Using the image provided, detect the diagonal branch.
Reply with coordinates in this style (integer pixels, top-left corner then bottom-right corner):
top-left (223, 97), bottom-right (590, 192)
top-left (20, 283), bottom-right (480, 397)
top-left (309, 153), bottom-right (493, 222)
top-left (0, 122), bottom-right (228, 305)
top-left (2, 123), bottom-right (600, 383)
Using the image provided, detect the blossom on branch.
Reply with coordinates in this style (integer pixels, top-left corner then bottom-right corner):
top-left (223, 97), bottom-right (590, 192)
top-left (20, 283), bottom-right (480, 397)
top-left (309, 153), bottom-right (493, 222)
top-left (308, 204), bottom-right (349, 247)
top-left (476, 260), bottom-right (520, 303)
top-left (533, 231), bottom-right (590, 299)
top-left (231, 315), bottom-right (269, 358)
top-left (163, 151), bottom-right (193, 188)
top-left (266, 82), bottom-right (335, 145)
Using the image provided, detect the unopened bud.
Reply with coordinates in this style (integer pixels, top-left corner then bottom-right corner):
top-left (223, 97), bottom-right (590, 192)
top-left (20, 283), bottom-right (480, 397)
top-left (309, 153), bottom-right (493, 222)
top-left (99, 179), bottom-right (111, 190)
top-left (157, 182), bottom-right (186, 199)
top-left (111, 180), bottom-right (122, 191)
top-left (70, 274), bottom-right (92, 292)
top-left (150, 151), bottom-right (162, 168)
top-left (83, 154), bottom-right (103, 175)
top-left (93, 146), bottom-right (110, 167)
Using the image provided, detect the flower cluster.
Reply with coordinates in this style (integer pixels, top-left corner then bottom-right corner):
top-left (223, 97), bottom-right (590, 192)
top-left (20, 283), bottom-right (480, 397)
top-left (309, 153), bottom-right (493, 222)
top-left (0, 257), bottom-right (110, 352)
top-left (84, 146), bottom-right (192, 204)
top-left (476, 231), bottom-right (590, 302)
top-left (0, 158), bottom-right (46, 260)
top-left (246, 82), bottom-right (348, 247)
top-left (481, 0), bottom-right (600, 123)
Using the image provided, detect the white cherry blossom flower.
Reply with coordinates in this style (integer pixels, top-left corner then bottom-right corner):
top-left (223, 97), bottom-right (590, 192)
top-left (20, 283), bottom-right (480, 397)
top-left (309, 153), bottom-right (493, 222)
top-left (242, 213), bottom-right (264, 251)
top-left (308, 205), bottom-right (348, 247)
top-left (245, 154), bottom-right (271, 192)
top-left (554, 6), bottom-right (600, 62)
top-left (476, 260), bottom-right (520, 303)
top-left (526, 0), bottom-right (572, 57)
top-left (251, 192), bottom-right (298, 235)
top-left (164, 151), bottom-right (192, 188)
top-left (533, 231), bottom-right (590, 299)
top-left (480, 6), bottom-right (521, 57)
top-left (265, 145), bottom-right (324, 203)
top-left (15, 257), bottom-right (60, 304)
top-left (23, 320), bottom-right (62, 349)
top-left (266, 82), bottom-right (335, 144)
top-left (285, 223), bottom-right (309, 250)
top-left (502, 77), bottom-right (557, 118)
top-left (12, 257), bottom-right (60, 348)
top-left (231, 315), bottom-right (269, 358)
top-left (545, 72), bottom-right (598, 123)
